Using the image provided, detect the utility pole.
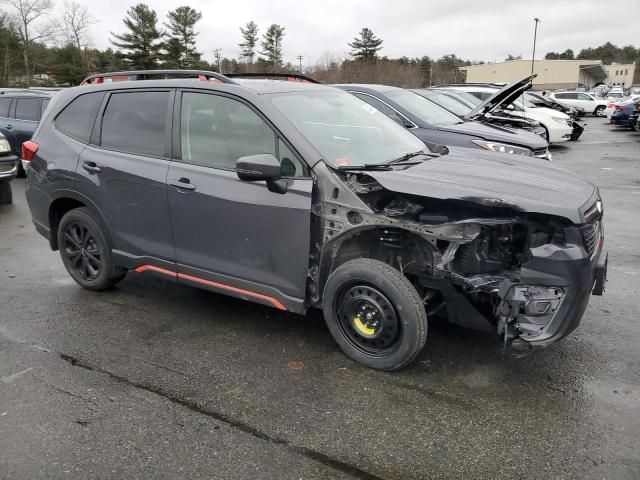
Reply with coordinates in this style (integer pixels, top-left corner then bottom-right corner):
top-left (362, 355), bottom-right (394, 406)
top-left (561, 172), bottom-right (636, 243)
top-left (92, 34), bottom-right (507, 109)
top-left (531, 18), bottom-right (541, 74)
top-left (429, 62), bottom-right (433, 87)
top-left (213, 49), bottom-right (222, 72)
top-left (297, 55), bottom-right (304, 73)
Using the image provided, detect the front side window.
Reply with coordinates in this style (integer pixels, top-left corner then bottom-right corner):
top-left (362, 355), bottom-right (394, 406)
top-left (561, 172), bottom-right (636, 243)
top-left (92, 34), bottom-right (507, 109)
top-left (15, 98), bottom-right (40, 121)
top-left (56, 92), bottom-right (104, 143)
top-left (101, 91), bottom-right (169, 157)
top-left (268, 90), bottom-right (426, 167)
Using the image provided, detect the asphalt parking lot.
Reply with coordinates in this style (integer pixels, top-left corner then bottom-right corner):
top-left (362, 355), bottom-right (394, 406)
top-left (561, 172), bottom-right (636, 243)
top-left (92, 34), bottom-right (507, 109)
top-left (1, 119), bottom-right (639, 480)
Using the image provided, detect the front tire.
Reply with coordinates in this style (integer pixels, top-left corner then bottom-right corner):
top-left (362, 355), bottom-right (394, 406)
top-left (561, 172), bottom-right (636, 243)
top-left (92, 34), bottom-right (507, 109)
top-left (57, 207), bottom-right (126, 291)
top-left (322, 259), bottom-right (427, 371)
top-left (594, 105), bottom-right (605, 117)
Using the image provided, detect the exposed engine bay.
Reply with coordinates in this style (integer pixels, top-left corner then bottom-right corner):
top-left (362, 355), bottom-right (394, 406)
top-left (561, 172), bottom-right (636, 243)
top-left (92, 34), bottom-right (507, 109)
top-left (309, 163), bottom-right (606, 354)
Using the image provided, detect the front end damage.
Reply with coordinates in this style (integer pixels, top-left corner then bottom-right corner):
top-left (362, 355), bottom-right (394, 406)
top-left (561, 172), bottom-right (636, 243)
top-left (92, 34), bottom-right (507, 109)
top-left (309, 163), bottom-right (607, 353)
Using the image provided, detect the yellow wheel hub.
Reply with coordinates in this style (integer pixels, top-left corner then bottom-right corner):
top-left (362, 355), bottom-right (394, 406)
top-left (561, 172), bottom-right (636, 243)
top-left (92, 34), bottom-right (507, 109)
top-left (354, 316), bottom-right (377, 336)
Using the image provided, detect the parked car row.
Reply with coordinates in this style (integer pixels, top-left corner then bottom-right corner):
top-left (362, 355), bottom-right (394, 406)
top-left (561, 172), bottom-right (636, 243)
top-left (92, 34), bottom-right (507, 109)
top-left (18, 69), bottom-right (607, 371)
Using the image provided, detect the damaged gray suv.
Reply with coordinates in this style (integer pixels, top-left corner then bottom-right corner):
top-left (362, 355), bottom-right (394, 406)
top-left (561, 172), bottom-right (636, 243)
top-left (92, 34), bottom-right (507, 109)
top-left (24, 70), bottom-right (607, 370)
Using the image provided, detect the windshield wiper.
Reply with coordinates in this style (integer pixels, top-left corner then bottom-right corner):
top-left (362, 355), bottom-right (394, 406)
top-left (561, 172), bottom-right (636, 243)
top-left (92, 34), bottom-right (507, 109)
top-left (337, 164), bottom-right (393, 171)
top-left (386, 150), bottom-right (429, 165)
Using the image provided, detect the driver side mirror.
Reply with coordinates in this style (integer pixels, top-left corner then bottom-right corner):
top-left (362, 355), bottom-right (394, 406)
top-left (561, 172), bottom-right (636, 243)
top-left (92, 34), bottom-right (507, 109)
top-left (236, 154), bottom-right (287, 194)
top-left (388, 113), bottom-right (413, 129)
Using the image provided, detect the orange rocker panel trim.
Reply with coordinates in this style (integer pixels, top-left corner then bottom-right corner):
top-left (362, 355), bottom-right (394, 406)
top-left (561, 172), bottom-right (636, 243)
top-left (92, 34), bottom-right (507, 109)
top-left (134, 265), bottom-right (288, 311)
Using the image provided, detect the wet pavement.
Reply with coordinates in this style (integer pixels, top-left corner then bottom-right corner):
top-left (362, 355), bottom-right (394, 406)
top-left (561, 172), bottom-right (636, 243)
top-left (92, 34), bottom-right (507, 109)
top-left (1, 119), bottom-right (639, 479)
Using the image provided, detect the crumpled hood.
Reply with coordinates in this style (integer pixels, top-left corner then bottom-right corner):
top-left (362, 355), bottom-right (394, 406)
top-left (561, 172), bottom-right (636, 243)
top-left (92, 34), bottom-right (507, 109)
top-left (365, 148), bottom-right (596, 224)
top-left (435, 121), bottom-right (549, 150)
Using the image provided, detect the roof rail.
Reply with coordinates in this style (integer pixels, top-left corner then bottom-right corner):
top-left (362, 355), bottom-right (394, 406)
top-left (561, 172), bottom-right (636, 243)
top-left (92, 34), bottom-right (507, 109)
top-left (81, 70), bottom-right (237, 85)
top-left (223, 72), bottom-right (320, 84)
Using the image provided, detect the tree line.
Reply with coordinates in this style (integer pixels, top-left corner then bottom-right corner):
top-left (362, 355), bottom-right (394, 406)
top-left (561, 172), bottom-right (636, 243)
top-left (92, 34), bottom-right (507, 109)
top-left (0, 1), bottom-right (637, 88)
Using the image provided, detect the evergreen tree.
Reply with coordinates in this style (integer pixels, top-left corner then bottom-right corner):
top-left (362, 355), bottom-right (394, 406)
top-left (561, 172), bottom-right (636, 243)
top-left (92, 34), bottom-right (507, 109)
top-left (348, 28), bottom-right (383, 61)
top-left (110, 4), bottom-right (162, 69)
top-left (51, 43), bottom-right (86, 85)
top-left (239, 21), bottom-right (259, 63)
top-left (260, 24), bottom-right (285, 67)
top-left (163, 6), bottom-right (202, 68)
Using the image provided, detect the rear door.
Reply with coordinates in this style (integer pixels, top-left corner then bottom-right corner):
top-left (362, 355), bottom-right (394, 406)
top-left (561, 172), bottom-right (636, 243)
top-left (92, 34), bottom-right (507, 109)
top-left (167, 90), bottom-right (313, 310)
top-left (76, 89), bottom-right (175, 267)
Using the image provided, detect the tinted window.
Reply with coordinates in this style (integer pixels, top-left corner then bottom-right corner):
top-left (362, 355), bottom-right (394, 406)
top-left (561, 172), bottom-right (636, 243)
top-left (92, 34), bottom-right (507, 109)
top-left (181, 92), bottom-right (286, 171)
top-left (56, 92), bottom-right (103, 143)
top-left (101, 91), bottom-right (168, 157)
top-left (15, 98), bottom-right (40, 121)
top-left (385, 90), bottom-right (462, 126)
top-left (578, 93), bottom-right (593, 101)
top-left (41, 98), bottom-right (50, 114)
top-left (0, 98), bottom-right (11, 117)
top-left (352, 93), bottom-right (398, 117)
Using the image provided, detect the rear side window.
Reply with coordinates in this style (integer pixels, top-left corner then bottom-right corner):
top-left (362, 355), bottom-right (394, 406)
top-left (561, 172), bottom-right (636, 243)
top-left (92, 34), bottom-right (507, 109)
top-left (15, 98), bottom-right (40, 121)
top-left (101, 91), bottom-right (168, 157)
top-left (0, 98), bottom-right (11, 117)
top-left (56, 93), bottom-right (104, 142)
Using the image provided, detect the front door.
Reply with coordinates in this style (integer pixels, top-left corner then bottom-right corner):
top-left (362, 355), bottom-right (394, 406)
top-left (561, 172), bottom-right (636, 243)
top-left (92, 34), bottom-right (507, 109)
top-left (167, 90), bottom-right (313, 311)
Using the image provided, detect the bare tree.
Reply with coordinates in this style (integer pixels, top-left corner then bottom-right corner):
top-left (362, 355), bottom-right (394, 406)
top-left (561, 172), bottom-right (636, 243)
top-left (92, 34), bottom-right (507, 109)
top-left (62, 0), bottom-right (94, 50)
top-left (4, 0), bottom-right (55, 85)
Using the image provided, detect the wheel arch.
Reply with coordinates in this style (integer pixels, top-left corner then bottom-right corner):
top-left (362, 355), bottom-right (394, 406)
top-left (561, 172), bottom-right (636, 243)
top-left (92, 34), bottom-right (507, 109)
top-left (47, 189), bottom-right (110, 251)
top-left (311, 225), bottom-right (436, 307)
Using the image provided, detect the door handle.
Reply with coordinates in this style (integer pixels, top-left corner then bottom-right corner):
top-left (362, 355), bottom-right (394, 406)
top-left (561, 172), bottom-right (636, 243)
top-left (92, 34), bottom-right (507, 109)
top-left (82, 161), bottom-right (101, 174)
top-left (169, 177), bottom-right (196, 191)
top-left (4, 124), bottom-right (12, 130)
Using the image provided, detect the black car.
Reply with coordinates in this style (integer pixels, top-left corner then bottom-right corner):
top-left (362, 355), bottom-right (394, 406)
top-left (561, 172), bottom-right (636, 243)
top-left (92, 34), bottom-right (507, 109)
top-left (333, 83), bottom-right (551, 160)
top-left (0, 89), bottom-right (55, 176)
top-left (24, 70), bottom-right (607, 370)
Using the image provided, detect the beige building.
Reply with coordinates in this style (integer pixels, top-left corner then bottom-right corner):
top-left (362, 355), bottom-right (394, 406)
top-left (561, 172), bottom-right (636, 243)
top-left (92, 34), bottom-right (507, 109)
top-left (603, 63), bottom-right (635, 87)
top-left (459, 59), bottom-right (636, 90)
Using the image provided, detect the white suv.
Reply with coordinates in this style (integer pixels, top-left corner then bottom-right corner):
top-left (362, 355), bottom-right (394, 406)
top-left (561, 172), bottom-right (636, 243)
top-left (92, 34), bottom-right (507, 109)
top-left (549, 92), bottom-right (608, 117)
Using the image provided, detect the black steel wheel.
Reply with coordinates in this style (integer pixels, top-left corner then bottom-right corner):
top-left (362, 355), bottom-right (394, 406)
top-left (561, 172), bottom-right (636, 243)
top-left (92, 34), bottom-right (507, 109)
top-left (323, 258), bottom-right (428, 371)
top-left (336, 284), bottom-right (401, 356)
top-left (57, 207), bottom-right (126, 290)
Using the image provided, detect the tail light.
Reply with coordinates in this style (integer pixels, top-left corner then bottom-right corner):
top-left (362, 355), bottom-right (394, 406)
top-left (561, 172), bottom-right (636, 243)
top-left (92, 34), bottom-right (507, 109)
top-left (22, 141), bottom-right (39, 162)
top-left (607, 103), bottom-right (615, 108)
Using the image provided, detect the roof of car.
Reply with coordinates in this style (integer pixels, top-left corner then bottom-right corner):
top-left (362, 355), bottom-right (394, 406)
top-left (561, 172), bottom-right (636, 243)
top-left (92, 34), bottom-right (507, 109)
top-left (332, 84), bottom-right (405, 93)
top-left (73, 77), bottom-right (334, 96)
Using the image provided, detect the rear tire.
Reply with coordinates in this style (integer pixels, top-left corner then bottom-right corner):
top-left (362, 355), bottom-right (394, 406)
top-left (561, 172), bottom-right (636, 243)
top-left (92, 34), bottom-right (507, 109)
top-left (0, 183), bottom-right (12, 205)
top-left (57, 207), bottom-right (126, 291)
top-left (322, 258), bottom-right (427, 371)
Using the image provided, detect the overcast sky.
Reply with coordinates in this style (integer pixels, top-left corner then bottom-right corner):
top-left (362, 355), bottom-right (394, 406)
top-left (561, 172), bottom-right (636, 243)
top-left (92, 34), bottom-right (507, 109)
top-left (77, 0), bottom-right (640, 66)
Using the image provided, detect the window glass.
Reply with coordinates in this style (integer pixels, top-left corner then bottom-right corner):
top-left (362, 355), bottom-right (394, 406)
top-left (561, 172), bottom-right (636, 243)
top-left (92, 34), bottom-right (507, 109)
top-left (56, 92), bottom-right (104, 143)
top-left (422, 92), bottom-right (470, 116)
top-left (181, 92), bottom-right (283, 171)
top-left (0, 98), bottom-right (11, 117)
top-left (385, 90), bottom-right (462, 126)
top-left (278, 138), bottom-right (304, 177)
top-left (15, 98), bottom-right (40, 121)
top-left (352, 93), bottom-right (398, 117)
top-left (41, 98), bottom-right (50, 114)
top-left (578, 93), bottom-right (593, 100)
top-left (101, 91), bottom-right (168, 157)
top-left (268, 90), bottom-right (426, 168)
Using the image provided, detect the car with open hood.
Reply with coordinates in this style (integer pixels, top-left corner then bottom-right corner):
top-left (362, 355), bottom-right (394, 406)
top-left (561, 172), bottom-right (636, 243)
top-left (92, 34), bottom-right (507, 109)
top-left (24, 70), bottom-right (607, 371)
top-left (413, 87), bottom-right (550, 141)
top-left (333, 83), bottom-right (551, 160)
top-left (438, 76), bottom-right (575, 144)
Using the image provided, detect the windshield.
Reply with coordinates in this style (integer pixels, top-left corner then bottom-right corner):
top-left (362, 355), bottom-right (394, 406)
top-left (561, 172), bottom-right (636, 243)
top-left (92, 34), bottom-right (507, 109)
top-left (268, 90), bottom-right (426, 167)
top-left (421, 92), bottom-right (471, 116)
top-left (445, 90), bottom-right (483, 107)
top-left (385, 90), bottom-right (462, 126)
